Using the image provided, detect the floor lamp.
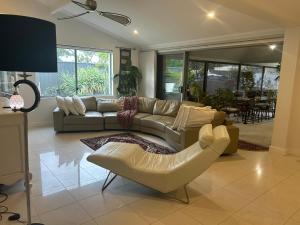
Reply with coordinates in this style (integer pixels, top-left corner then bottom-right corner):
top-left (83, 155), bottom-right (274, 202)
top-left (0, 15), bottom-right (57, 225)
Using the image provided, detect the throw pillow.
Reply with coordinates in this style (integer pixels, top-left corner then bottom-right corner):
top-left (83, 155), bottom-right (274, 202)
top-left (199, 124), bottom-right (214, 148)
top-left (56, 96), bottom-right (69, 116)
top-left (73, 95), bottom-right (86, 115)
top-left (172, 105), bottom-right (216, 131)
top-left (153, 100), bottom-right (180, 116)
top-left (64, 96), bottom-right (79, 115)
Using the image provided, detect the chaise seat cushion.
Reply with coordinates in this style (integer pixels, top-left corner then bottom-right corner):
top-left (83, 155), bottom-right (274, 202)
top-left (64, 111), bottom-right (103, 125)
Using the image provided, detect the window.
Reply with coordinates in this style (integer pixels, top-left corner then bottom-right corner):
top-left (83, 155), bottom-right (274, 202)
top-left (0, 71), bottom-right (17, 94)
top-left (206, 63), bottom-right (239, 94)
top-left (187, 60), bottom-right (205, 100)
top-left (36, 47), bottom-right (113, 97)
top-left (162, 54), bottom-right (184, 100)
top-left (188, 60), bottom-right (205, 89)
top-left (263, 67), bottom-right (279, 91)
top-left (239, 65), bottom-right (263, 91)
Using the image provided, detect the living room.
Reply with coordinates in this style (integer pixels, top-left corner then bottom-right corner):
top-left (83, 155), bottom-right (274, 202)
top-left (1, 1), bottom-right (300, 225)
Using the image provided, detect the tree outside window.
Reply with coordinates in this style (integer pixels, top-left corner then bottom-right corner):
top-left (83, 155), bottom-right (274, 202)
top-left (36, 47), bottom-right (113, 97)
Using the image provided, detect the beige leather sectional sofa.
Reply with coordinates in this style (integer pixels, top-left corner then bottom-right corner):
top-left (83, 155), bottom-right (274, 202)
top-left (53, 96), bottom-right (239, 154)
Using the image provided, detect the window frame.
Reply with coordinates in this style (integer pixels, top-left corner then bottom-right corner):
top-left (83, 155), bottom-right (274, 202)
top-left (37, 45), bottom-right (114, 98)
top-left (157, 53), bottom-right (279, 99)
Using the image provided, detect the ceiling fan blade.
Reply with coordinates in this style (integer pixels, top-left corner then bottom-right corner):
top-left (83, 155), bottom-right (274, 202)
top-left (57, 11), bottom-right (90, 20)
top-left (98, 11), bottom-right (131, 26)
top-left (72, 0), bottom-right (92, 11)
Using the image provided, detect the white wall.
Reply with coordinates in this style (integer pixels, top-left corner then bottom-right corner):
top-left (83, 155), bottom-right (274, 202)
top-left (270, 27), bottom-right (300, 156)
top-left (138, 51), bottom-right (157, 98)
top-left (0, 0), bottom-right (140, 127)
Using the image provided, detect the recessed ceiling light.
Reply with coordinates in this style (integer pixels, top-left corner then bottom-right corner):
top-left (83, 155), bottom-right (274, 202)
top-left (133, 29), bottom-right (139, 35)
top-left (207, 11), bottom-right (215, 19)
top-left (269, 44), bottom-right (277, 50)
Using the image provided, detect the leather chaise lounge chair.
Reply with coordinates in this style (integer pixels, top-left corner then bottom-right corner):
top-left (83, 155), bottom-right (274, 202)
top-left (87, 124), bottom-right (230, 204)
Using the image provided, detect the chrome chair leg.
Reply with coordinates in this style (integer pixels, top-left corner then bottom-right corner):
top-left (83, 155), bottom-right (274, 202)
top-left (102, 171), bottom-right (117, 192)
top-left (166, 184), bottom-right (190, 204)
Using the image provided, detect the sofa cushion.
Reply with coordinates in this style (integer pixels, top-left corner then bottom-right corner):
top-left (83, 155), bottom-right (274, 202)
top-left (133, 113), bottom-right (151, 125)
top-left (64, 111), bottom-right (103, 125)
top-left (97, 99), bottom-right (121, 112)
top-left (138, 97), bottom-right (156, 114)
top-left (212, 111), bottom-right (226, 127)
top-left (141, 115), bottom-right (165, 132)
top-left (103, 112), bottom-right (118, 124)
top-left (153, 100), bottom-right (180, 117)
top-left (81, 96), bottom-right (97, 111)
top-left (199, 124), bottom-right (214, 149)
top-left (159, 116), bottom-right (176, 127)
top-left (141, 115), bottom-right (175, 132)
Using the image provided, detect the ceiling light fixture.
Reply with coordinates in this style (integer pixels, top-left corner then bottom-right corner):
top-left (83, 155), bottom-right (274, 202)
top-left (269, 44), bottom-right (277, 50)
top-left (133, 29), bottom-right (139, 35)
top-left (207, 11), bottom-right (215, 19)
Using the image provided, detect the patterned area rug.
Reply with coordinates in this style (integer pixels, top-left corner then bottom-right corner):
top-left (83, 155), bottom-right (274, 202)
top-left (80, 133), bottom-right (178, 155)
top-left (238, 140), bottom-right (269, 151)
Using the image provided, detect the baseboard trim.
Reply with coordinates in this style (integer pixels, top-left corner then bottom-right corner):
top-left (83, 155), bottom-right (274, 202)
top-left (269, 145), bottom-right (288, 155)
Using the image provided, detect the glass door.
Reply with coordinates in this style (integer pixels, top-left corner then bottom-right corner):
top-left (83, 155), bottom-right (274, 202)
top-left (187, 60), bottom-right (205, 102)
top-left (162, 54), bottom-right (184, 100)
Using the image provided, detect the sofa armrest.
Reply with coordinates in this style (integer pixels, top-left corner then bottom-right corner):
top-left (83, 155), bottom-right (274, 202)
top-left (182, 123), bottom-right (239, 155)
top-left (53, 107), bottom-right (65, 132)
top-left (182, 127), bottom-right (201, 148)
top-left (223, 125), bottom-right (239, 154)
top-left (223, 119), bottom-right (233, 126)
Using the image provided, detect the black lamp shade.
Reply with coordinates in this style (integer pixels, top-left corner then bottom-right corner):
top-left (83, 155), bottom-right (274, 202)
top-left (0, 14), bottom-right (57, 73)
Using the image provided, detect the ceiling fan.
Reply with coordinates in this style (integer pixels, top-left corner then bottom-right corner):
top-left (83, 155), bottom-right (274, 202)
top-left (58, 0), bottom-right (131, 26)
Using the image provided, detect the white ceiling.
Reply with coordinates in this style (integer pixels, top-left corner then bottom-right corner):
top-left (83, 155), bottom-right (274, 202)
top-left (211, 0), bottom-right (300, 27)
top-left (35, 0), bottom-right (284, 49)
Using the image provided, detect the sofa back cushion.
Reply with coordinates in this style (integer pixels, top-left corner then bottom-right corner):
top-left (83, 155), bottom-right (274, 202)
top-left (153, 100), bottom-right (180, 117)
top-left (138, 97), bottom-right (156, 114)
top-left (212, 111), bottom-right (226, 127)
top-left (81, 96), bottom-right (97, 111)
top-left (97, 99), bottom-right (122, 112)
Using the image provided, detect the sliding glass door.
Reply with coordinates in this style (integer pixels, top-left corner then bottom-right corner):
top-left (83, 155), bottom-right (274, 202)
top-left (161, 54), bottom-right (184, 100)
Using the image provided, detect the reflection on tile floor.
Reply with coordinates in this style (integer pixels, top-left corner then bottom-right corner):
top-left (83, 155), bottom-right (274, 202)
top-left (1, 127), bottom-right (300, 225)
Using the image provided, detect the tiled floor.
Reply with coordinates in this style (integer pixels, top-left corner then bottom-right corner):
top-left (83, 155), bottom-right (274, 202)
top-left (1, 127), bottom-right (300, 225)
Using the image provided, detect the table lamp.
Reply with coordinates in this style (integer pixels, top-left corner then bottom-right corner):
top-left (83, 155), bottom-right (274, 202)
top-left (0, 14), bottom-right (57, 225)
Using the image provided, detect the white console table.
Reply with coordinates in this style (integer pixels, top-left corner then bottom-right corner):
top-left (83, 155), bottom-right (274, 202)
top-left (0, 110), bottom-right (25, 186)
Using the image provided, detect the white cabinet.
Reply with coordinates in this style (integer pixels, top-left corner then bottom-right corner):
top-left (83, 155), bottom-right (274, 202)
top-left (0, 110), bottom-right (25, 185)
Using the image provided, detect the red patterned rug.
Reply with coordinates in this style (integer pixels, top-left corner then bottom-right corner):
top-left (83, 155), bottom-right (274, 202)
top-left (238, 140), bottom-right (269, 151)
top-left (81, 133), bottom-right (177, 155)
top-left (81, 133), bottom-right (269, 154)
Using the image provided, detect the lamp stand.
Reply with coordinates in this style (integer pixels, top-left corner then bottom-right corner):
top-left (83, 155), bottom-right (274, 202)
top-left (13, 74), bottom-right (44, 225)
top-left (23, 112), bottom-right (43, 225)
